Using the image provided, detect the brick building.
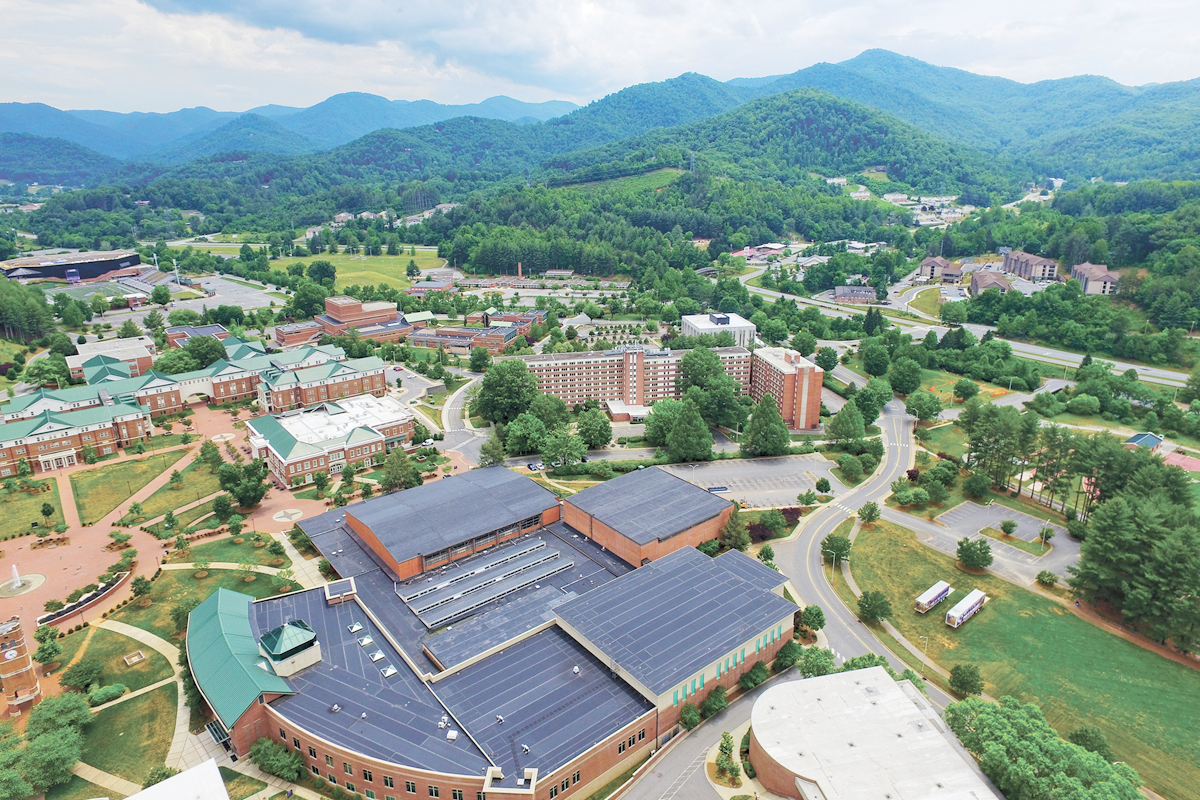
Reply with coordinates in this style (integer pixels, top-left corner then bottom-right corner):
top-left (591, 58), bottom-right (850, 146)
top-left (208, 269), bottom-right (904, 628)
top-left (273, 296), bottom-right (414, 348)
top-left (341, 466), bottom-right (562, 580)
top-left (255, 356), bottom-right (388, 413)
top-left (404, 281), bottom-right (457, 298)
top-left (410, 325), bottom-right (522, 355)
top-left (0, 403), bottom-right (151, 475)
top-left (1003, 250), bottom-right (1058, 281)
top-left (188, 468), bottom-right (795, 800)
top-left (563, 467), bottom-right (733, 566)
top-left (748, 347), bottom-right (823, 430)
top-left (66, 337), bottom-right (155, 380)
top-left (517, 346), bottom-right (752, 409)
top-left (165, 324), bottom-right (230, 348)
top-left (1, 373), bottom-right (184, 421)
top-left (247, 394), bottom-right (415, 486)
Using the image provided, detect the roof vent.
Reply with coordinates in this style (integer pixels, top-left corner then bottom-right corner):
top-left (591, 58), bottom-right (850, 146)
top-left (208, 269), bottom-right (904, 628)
top-left (446, 730), bottom-right (459, 741)
top-left (347, 622), bottom-right (363, 633)
top-left (521, 744), bottom-right (530, 754)
top-left (572, 666), bottom-right (580, 674)
top-left (330, 704), bottom-right (341, 713)
top-left (360, 712), bottom-right (367, 719)
top-left (381, 665), bottom-right (398, 678)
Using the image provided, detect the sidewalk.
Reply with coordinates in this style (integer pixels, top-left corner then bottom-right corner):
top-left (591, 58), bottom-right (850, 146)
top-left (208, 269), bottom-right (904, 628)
top-left (72, 761), bottom-right (142, 797)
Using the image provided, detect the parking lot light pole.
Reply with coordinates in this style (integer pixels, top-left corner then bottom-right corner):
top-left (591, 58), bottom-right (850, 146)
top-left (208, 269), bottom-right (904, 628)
top-left (919, 635), bottom-right (929, 678)
top-left (689, 464), bottom-right (696, 484)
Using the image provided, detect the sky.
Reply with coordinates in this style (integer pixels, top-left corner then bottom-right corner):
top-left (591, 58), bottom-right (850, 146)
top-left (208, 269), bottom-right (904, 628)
top-left (5, 0), bottom-right (1200, 112)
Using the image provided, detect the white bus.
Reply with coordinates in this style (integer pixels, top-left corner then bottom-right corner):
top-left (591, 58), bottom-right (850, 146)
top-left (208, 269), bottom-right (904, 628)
top-left (915, 581), bottom-right (952, 613)
top-left (945, 589), bottom-right (987, 628)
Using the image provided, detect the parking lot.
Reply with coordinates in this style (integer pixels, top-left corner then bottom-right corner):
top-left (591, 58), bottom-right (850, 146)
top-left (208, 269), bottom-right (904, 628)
top-left (657, 454), bottom-right (840, 508)
top-left (936, 501), bottom-right (1067, 542)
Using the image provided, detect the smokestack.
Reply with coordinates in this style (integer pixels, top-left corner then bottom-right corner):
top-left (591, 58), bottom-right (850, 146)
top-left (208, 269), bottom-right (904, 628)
top-left (517, 262), bottom-right (523, 279)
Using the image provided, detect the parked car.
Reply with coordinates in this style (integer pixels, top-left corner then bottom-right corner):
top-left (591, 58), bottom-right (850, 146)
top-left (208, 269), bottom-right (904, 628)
top-left (533, 462), bottom-right (545, 471)
top-left (527, 463), bottom-right (539, 471)
top-left (421, 439), bottom-right (434, 447)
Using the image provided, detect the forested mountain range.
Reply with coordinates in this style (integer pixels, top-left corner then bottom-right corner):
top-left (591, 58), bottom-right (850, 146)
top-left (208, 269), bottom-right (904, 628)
top-left (0, 93), bottom-right (579, 162)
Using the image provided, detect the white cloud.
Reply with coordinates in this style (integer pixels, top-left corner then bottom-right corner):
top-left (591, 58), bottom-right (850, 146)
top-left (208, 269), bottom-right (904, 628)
top-left (1, 0), bottom-right (1199, 111)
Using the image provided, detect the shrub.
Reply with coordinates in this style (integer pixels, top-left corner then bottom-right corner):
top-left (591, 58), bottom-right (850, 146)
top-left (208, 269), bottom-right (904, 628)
top-left (737, 661), bottom-right (770, 691)
top-left (88, 684), bottom-right (127, 706)
top-left (741, 759), bottom-right (756, 779)
top-left (61, 658), bottom-right (103, 692)
top-left (697, 539), bottom-right (720, 557)
top-left (773, 640), bottom-right (803, 672)
top-left (249, 737), bottom-right (305, 781)
top-left (679, 702), bottom-right (701, 730)
top-left (1036, 570), bottom-right (1058, 587)
top-left (699, 685), bottom-right (728, 718)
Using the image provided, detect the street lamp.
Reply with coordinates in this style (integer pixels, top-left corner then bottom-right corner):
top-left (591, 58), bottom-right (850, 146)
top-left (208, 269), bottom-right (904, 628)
top-left (689, 464), bottom-right (696, 484)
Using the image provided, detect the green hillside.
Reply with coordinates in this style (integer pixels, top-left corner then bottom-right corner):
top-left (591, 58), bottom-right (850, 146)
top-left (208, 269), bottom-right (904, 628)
top-left (0, 133), bottom-right (122, 185)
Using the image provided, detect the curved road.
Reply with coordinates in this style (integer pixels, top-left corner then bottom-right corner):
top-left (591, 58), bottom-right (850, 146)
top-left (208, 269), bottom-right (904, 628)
top-left (618, 400), bottom-right (965, 800)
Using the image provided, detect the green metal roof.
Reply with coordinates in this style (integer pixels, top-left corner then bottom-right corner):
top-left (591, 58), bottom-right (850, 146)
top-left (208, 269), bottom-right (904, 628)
top-left (187, 589), bottom-right (293, 728)
top-left (0, 403), bottom-right (148, 444)
top-left (259, 619), bottom-right (316, 659)
top-left (245, 414), bottom-right (324, 460)
top-left (404, 311), bottom-right (436, 323)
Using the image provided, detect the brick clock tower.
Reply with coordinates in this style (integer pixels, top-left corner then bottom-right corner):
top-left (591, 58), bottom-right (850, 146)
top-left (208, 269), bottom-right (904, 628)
top-left (0, 616), bottom-right (42, 717)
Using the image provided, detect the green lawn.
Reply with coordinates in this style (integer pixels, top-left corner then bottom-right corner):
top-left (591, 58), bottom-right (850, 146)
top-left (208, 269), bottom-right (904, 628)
top-left (46, 775), bottom-right (123, 800)
top-left (849, 521), bottom-right (1200, 800)
top-left (130, 433), bottom-right (191, 453)
top-left (147, 499), bottom-right (219, 537)
top-left (271, 250), bottom-right (445, 292)
top-left (0, 339), bottom-right (33, 396)
top-left (109, 568), bottom-right (282, 642)
top-left (979, 525), bottom-right (1051, 556)
top-left (82, 683), bottom-right (177, 785)
top-left (909, 287), bottom-right (942, 317)
top-left (220, 767), bottom-right (268, 800)
top-left (51, 627), bottom-right (173, 692)
top-left (922, 424), bottom-right (969, 459)
top-left (122, 456), bottom-right (222, 525)
top-left (70, 449), bottom-right (189, 524)
top-left (0, 482), bottom-right (63, 539)
top-left (167, 534), bottom-right (291, 569)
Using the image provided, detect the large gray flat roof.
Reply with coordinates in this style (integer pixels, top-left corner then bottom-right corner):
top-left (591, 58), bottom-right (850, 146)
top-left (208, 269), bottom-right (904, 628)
top-left (555, 548), bottom-right (797, 695)
top-left (345, 467), bottom-right (559, 565)
top-left (565, 467), bottom-right (731, 546)
top-left (251, 588), bottom-right (491, 775)
top-left (436, 628), bottom-right (653, 787)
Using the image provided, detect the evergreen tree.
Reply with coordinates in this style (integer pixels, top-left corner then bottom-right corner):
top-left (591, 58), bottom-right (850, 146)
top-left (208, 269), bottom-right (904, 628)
top-left (666, 400), bottom-right (714, 462)
top-left (741, 396), bottom-right (790, 457)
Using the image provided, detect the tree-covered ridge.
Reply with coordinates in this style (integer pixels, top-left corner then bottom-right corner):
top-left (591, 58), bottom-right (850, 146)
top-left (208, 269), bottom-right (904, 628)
top-left (0, 133), bottom-right (122, 185)
top-left (548, 89), bottom-right (1027, 200)
top-left (149, 114), bottom-right (325, 165)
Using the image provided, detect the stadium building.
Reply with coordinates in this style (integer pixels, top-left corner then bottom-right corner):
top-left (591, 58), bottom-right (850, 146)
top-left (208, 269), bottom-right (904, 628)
top-left (188, 468), bottom-right (796, 800)
top-left (0, 250), bottom-right (141, 282)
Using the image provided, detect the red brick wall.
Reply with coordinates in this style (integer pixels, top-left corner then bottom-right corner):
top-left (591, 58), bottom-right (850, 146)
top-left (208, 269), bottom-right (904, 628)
top-left (563, 504), bottom-right (729, 567)
top-left (657, 630), bottom-right (790, 732)
top-left (535, 710), bottom-right (656, 800)
top-left (749, 724), bottom-right (800, 799)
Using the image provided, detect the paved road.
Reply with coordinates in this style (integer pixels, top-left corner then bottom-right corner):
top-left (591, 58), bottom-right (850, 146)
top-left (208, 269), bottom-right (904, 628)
top-left (736, 268), bottom-right (1188, 388)
top-left (621, 400), bottom-right (970, 800)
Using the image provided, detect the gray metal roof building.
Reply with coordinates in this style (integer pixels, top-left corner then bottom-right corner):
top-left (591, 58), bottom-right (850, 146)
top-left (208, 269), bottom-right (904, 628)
top-left (564, 467), bottom-right (731, 546)
top-left (434, 628), bottom-right (653, 785)
top-left (332, 466), bottom-right (559, 569)
top-left (555, 548), bottom-right (797, 696)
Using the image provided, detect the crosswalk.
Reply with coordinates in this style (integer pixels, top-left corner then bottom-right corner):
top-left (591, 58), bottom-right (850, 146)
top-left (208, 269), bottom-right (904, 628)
top-left (658, 753), bottom-right (706, 800)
